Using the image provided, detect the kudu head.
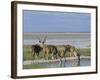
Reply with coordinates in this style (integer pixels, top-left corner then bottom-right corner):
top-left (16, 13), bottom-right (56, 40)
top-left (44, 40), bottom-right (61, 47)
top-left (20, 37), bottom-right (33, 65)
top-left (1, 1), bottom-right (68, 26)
top-left (37, 35), bottom-right (47, 48)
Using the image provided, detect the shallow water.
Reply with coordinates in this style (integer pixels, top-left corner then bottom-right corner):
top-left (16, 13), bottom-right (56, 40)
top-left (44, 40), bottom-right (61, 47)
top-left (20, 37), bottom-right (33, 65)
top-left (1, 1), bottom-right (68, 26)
top-left (32, 58), bottom-right (91, 68)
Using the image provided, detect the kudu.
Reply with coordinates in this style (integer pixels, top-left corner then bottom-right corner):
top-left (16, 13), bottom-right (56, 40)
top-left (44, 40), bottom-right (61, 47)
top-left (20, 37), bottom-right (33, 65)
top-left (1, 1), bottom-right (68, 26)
top-left (58, 45), bottom-right (80, 60)
top-left (64, 45), bottom-right (80, 59)
top-left (31, 44), bottom-right (43, 60)
top-left (31, 36), bottom-right (58, 60)
top-left (38, 36), bottom-right (58, 60)
top-left (58, 45), bottom-right (80, 66)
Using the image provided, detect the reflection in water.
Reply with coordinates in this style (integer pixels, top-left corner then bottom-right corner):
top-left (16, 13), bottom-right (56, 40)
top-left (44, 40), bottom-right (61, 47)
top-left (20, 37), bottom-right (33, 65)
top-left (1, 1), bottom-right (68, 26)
top-left (59, 58), bottom-right (80, 67)
top-left (42, 58), bottom-right (90, 68)
top-left (59, 53), bottom-right (80, 67)
top-left (23, 58), bottom-right (90, 69)
top-left (77, 60), bottom-right (80, 66)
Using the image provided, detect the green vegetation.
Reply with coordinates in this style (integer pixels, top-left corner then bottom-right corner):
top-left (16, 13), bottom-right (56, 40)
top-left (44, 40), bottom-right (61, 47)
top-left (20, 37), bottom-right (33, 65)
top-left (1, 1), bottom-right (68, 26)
top-left (78, 48), bottom-right (91, 56)
top-left (23, 45), bottom-right (91, 60)
top-left (23, 64), bottom-right (46, 69)
top-left (23, 45), bottom-right (32, 60)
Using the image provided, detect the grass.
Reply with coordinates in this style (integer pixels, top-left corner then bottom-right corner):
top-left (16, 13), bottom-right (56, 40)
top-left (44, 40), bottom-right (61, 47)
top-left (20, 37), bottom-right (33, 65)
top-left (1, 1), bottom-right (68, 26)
top-left (78, 48), bottom-right (91, 56)
top-left (23, 46), bottom-right (32, 60)
top-left (23, 64), bottom-right (46, 69)
top-left (23, 45), bottom-right (91, 60)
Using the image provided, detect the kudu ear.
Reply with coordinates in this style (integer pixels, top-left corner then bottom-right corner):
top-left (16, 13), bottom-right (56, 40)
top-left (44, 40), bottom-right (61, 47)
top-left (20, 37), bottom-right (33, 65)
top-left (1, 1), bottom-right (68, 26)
top-left (37, 36), bottom-right (42, 43)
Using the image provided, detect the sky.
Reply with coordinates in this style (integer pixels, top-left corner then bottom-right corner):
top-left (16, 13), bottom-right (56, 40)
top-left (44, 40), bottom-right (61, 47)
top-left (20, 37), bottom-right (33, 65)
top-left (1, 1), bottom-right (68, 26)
top-left (23, 10), bottom-right (90, 32)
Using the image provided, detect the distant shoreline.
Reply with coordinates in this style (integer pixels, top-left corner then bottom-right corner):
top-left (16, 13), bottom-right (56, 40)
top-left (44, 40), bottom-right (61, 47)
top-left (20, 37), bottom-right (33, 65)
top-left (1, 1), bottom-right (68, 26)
top-left (24, 32), bottom-right (90, 34)
top-left (23, 32), bottom-right (90, 47)
top-left (24, 32), bottom-right (90, 36)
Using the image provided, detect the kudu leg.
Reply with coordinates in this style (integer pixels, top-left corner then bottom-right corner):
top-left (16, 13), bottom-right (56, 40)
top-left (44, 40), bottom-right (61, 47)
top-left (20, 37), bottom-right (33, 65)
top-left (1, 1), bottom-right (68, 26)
top-left (44, 52), bottom-right (48, 60)
top-left (31, 51), bottom-right (35, 64)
